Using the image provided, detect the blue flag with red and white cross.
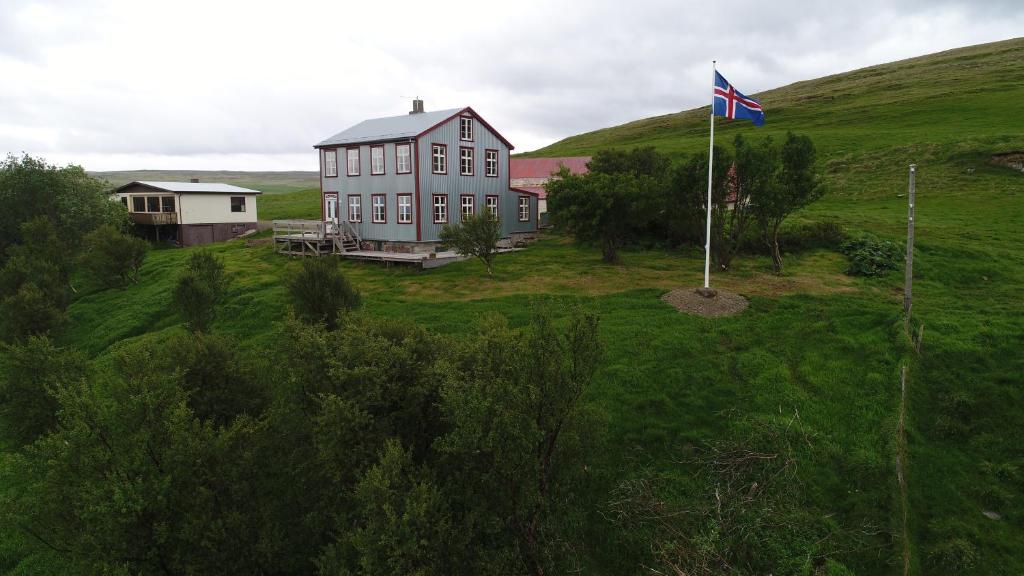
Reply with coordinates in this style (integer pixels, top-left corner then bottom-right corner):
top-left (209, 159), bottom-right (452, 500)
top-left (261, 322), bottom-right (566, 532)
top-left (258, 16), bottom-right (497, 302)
top-left (713, 71), bottom-right (764, 126)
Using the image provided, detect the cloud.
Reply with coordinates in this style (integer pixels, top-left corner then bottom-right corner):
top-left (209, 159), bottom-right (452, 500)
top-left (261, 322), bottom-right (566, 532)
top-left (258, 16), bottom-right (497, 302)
top-left (0, 0), bottom-right (1019, 170)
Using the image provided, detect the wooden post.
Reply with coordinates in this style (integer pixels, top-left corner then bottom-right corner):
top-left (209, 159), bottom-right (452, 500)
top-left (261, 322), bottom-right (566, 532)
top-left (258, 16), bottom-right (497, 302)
top-left (904, 165), bottom-right (916, 317)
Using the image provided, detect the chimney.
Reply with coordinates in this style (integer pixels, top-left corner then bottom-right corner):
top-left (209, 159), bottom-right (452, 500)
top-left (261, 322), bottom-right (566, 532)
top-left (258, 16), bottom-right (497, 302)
top-left (190, 178), bottom-right (199, 183)
top-left (409, 99), bottom-right (425, 114)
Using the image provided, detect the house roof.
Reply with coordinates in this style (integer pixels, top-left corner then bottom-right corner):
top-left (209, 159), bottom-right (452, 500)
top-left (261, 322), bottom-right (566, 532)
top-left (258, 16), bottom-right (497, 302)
top-left (315, 106), bottom-right (515, 149)
top-left (512, 186), bottom-right (546, 199)
top-left (509, 157), bottom-right (591, 179)
top-left (115, 181), bottom-right (262, 194)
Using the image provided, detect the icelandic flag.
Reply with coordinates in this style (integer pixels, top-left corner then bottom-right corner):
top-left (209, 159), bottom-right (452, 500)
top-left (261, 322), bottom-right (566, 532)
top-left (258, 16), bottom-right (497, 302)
top-left (713, 71), bottom-right (765, 126)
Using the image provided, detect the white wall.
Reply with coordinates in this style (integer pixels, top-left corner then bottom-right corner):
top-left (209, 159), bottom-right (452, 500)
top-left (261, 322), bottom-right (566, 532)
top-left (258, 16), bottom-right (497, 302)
top-left (179, 194), bottom-right (258, 224)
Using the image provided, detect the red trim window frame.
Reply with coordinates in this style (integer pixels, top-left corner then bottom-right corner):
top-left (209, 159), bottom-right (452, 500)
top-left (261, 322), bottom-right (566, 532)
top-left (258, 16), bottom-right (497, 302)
top-left (346, 147), bottom-right (360, 176)
top-left (518, 195), bottom-right (531, 222)
top-left (485, 194), bottom-right (499, 220)
top-left (397, 193), bottom-right (414, 224)
top-left (324, 148), bottom-right (338, 178)
top-left (459, 116), bottom-right (473, 141)
top-left (484, 149), bottom-right (498, 178)
top-left (460, 194), bottom-right (475, 222)
top-left (431, 143), bottom-right (447, 175)
top-left (459, 146), bottom-right (474, 176)
top-left (371, 194), bottom-right (386, 223)
top-left (347, 194), bottom-right (362, 223)
top-left (432, 194), bottom-right (448, 224)
top-left (395, 143), bottom-right (412, 174)
top-left (370, 144), bottom-right (386, 176)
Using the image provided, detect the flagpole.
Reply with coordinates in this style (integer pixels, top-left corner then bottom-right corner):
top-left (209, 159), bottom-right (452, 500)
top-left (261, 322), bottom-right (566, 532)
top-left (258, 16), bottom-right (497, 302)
top-left (702, 60), bottom-right (716, 295)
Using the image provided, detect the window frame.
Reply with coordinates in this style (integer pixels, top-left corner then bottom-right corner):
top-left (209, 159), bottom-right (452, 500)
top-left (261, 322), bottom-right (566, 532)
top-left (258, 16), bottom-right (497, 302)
top-left (370, 144), bottom-right (386, 176)
top-left (346, 147), bottom-right (361, 176)
top-left (459, 116), bottom-right (473, 141)
top-left (484, 149), bottom-right (498, 178)
top-left (485, 195), bottom-right (499, 220)
top-left (460, 194), bottom-right (475, 222)
top-left (160, 196), bottom-right (175, 213)
top-left (397, 193), bottom-right (413, 224)
top-left (324, 148), bottom-right (338, 178)
top-left (432, 194), bottom-right (448, 224)
top-left (371, 194), bottom-right (386, 223)
top-left (431, 143), bottom-right (447, 175)
top-left (518, 195), bottom-right (531, 222)
top-left (231, 196), bottom-right (246, 213)
top-left (131, 196), bottom-right (145, 212)
top-left (348, 194), bottom-right (362, 223)
top-left (146, 196), bottom-right (160, 213)
top-left (395, 143), bottom-right (412, 174)
top-left (459, 146), bottom-right (474, 176)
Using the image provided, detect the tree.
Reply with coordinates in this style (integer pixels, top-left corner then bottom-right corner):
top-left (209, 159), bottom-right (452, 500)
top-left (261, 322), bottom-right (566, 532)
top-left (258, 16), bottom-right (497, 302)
top-left (286, 257), bottom-right (361, 330)
top-left (717, 134), bottom-right (772, 270)
top-left (437, 303), bottom-right (602, 575)
top-left (440, 211), bottom-right (502, 275)
top-left (666, 145), bottom-right (733, 254)
top-left (547, 170), bottom-right (652, 263)
top-left (79, 224), bottom-right (149, 287)
top-left (0, 336), bottom-right (88, 445)
top-left (750, 133), bottom-right (823, 273)
top-left (587, 146), bottom-right (671, 179)
top-left (172, 250), bottom-right (229, 332)
top-left (0, 154), bottom-right (126, 261)
top-left (0, 283), bottom-right (66, 341)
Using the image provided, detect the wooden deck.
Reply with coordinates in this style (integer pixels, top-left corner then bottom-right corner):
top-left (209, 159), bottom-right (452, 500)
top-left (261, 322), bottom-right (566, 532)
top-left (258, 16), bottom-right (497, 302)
top-left (272, 219), bottom-right (469, 268)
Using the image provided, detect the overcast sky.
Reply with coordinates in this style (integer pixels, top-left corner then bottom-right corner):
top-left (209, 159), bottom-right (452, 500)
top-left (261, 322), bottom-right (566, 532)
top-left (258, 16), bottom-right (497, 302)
top-left (1, 0), bottom-right (1019, 171)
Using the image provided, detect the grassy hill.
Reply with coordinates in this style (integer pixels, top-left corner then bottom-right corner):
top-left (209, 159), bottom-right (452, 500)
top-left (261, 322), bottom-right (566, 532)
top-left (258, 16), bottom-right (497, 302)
top-left (4, 39), bottom-right (1023, 574)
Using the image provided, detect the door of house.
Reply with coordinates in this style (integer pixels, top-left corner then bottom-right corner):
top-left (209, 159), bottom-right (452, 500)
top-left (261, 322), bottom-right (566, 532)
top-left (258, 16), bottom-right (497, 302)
top-left (325, 195), bottom-right (339, 232)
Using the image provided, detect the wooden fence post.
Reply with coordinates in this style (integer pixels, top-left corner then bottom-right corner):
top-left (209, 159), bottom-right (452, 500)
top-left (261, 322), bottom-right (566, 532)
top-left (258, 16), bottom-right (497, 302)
top-left (904, 165), bottom-right (916, 318)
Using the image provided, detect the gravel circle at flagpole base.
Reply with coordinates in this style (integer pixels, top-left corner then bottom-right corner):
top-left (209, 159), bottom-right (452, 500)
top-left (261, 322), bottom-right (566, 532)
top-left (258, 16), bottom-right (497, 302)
top-left (661, 288), bottom-right (749, 318)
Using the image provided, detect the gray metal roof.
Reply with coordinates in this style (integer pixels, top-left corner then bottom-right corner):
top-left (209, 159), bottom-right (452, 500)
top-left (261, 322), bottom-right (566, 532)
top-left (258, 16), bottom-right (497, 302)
top-left (117, 181), bottom-right (262, 194)
top-left (315, 108), bottom-right (465, 147)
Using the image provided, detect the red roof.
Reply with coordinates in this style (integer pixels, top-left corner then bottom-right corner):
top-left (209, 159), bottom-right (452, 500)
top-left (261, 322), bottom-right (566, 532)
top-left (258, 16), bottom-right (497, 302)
top-left (512, 185), bottom-right (547, 200)
top-left (509, 156), bottom-right (591, 179)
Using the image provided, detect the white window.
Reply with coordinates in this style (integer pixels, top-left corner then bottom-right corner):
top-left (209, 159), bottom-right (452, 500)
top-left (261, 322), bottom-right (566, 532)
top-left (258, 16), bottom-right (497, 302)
top-left (485, 149), bottom-right (498, 177)
top-left (461, 195), bottom-right (474, 221)
top-left (433, 194), bottom-right (447, 223)
top-left (231, 196), bottom-right (246, 213)
top-left (371, 195), bottom-right (386, 223)
top-left (518, 195), bottom-right (530, 222)
top-left (485, 195), bottom-right (498, 220)
top-left (460, 147), bottom-right (474, 176)
top-left (324, 149), bottom-right (338, 177)
top-left (370, 145), bottom-right (385, 175)
top-left (431, 144), bottom-right (447, 174)
top-left (347, 148), bottom-right (360, 176)
top-left (348, 195), bottom-right (361, 222)
top-left (398, 194), bottom-right (413, 223)
top-left (460, 116), bottom-right (473, 141)
top-left (396, 143), bottom-right (411, 174)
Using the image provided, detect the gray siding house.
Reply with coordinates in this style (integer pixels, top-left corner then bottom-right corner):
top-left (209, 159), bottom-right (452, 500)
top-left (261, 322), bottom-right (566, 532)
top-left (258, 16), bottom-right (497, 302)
top-left (315, 101), bottom-right (538, 252)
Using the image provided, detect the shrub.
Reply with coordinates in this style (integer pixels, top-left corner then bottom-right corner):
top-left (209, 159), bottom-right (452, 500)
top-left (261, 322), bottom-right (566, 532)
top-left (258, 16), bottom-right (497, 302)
top-left (172, 250), bottom-right (229, 333)
top-left (839, 234), bottom-right (902, 277)
top-left (80, 224), bottom-right (149, 287)
top-left (286, 257), bottom-right (361, 330)
top-left (439, 211), bottom-right (502, 275)
top-left (0, 283), bottom-right (66, 341)
top-left (0, 336), bottom-right (88, 444)
top-left (927, 537), bottom-right (978, 571)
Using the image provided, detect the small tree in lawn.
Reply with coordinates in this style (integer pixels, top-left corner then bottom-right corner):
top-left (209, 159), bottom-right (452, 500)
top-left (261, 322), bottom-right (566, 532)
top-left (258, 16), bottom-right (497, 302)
top-left (286, 257), bottom-right (361, 330)
top-left (751, 132), bottom-right (824, 273)
top-left (172, 250), bottom-right (229, 333)
top-left (80, 224), bottom-right (149, 287)
top-left (439, 211), bottom-right (502, 276)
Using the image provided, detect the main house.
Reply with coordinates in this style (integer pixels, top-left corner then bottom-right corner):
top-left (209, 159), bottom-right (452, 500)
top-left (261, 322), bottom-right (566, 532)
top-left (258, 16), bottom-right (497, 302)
top-left (314, 101), bottom-right (538, 253)
top-left (114, 180), bottom-right (261, 246)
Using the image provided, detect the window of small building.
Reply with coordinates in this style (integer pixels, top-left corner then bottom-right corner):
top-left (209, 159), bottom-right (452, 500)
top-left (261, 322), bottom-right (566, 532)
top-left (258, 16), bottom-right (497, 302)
top-left (132, 196), bottom-right (145, 212)
top-left (518, 196), bottom-right (531, 222)
top-left (161, 196), bottom-right (175, 212)
top-left (231, 196), bottom-right (246, 212)
top-left (121, 197), bottom-right (128, 208)
top-left (324, 149), bottom-right (338, 177)
top-left (146, 196), bottom-right (160, 212)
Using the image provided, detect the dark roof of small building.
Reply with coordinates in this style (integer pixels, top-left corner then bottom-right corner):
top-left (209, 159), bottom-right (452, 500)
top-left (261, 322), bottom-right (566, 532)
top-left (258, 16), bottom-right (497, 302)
top-left (115, 181), bottom-right (262, 194)
top-left (315, 106), bottom-right (514, 149)
top-left (512, 185), bottom-right (547, 200)
top-left (509, 157), bottom-right (591, 179)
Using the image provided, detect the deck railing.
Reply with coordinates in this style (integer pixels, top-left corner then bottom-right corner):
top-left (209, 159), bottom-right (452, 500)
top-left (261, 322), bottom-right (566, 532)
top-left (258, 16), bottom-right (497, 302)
top-left (272, 219), bottom-right (328, 240)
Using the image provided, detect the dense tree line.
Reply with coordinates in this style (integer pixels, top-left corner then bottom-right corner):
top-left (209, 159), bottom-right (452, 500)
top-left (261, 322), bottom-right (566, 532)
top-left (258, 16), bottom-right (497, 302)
top-left (546, 133), bottom-right (828, 271)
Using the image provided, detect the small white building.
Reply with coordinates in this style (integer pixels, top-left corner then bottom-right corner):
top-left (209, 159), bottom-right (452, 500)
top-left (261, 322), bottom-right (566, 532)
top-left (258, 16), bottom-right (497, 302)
top-left (113, 180), bottom-right (261, 246)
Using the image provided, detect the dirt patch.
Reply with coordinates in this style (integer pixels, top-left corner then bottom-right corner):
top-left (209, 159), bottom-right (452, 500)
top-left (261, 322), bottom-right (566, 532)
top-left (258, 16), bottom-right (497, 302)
top-left (661, 288), bottom-right (749, 318)
top-left (245, 237), bottom-right (274, 247)
top-left (990, 152), bottom-right (1024, 173)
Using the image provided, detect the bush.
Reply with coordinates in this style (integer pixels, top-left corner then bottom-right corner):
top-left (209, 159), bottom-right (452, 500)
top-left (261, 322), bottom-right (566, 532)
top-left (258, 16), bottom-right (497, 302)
top-left (0, 336), bottom-right (88, 444)
top-left (0, 283), bottom-right (66, 341)
top-left (80, 224), bottom-right (149, 287)
top-left (286, 257), bottom-right (361, 330)
top-left (839, 234), bottom-right (902, 277)
top-left (172, 250), bottom-right (229, 333)
top-left (927, 537), bottom-right (978, 571)
top-left (439, 211), bottom-right (502, 275)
